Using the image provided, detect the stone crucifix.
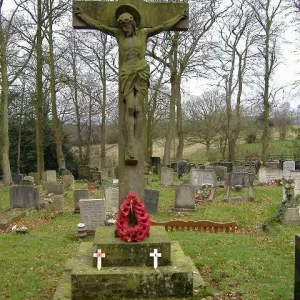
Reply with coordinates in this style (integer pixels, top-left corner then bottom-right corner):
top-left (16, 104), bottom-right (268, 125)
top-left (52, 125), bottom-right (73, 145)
top-left (73, 0), bottom-right (189, 205)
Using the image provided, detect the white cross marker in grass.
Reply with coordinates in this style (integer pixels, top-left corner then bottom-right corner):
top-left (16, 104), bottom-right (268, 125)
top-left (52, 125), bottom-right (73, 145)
top-left (150, 249), bottom-right (161, 269)
top-left (93, 249), bottom-right (106, 270)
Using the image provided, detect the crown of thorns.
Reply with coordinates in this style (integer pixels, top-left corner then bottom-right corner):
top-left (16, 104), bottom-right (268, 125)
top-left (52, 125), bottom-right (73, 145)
top-left (116, 5), bottom-right (141, 26)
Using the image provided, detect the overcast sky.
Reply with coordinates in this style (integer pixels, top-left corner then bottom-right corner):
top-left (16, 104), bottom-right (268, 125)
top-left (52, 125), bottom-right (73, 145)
top-left (2, 0), bottom-right (299, 108)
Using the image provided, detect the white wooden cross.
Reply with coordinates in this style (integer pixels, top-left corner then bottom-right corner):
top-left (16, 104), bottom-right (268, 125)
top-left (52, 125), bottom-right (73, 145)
top-left (150, 249), bottom-right (161, 270)
top-left (93, 249), bottom-right (106, 270)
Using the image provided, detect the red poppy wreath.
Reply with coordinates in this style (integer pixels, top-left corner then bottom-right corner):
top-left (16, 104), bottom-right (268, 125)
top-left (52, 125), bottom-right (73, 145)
top-left (116, 192), bottom-right (150, 242)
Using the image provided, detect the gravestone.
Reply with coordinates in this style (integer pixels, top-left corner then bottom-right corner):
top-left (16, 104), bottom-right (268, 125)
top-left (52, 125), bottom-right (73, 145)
top-left (144, 189), bottom-right (159, 215)
top-left (283, 160), bottom-right (295, 178)
top-left (205, 165), bottom-right (227, 186)
top-left (189, 169), bottom-right (217, 188)
top-left (78, 165), bottom-right (90, 180)
top-left (225, 172), bottom-right (255, 202)
top-left (21, 176), bottom-right (34, 186)
top-left (172, 184), bottom-right (195, 212)
top-left (160, 166), bottom-right (174, 186)
top-left (63, 174), bottom-right (75, 190)
top-left (258, 167), bottom-right (282, 184)
top-left (13, 173), bottom-right (23, 184)
top-left (105, 187), bottom-right (119, 212)
top-left (74, 189), bottom-right (90, 213)
top-left (43, 170), bottom-right (57, 183)
top-left (89, 170), bottom-right (101, 183)
top-left (50, 195), bottom-right (64, 214)
top-left (79, 199), bottom-right (106, 233)
top-left (281, 208), bottom-right (300, 226)
top-left (28, 172), bottom-right (39, 184)
top-left (291, 171), bottom-right (300, 196)
top-left (46, 183), bottom-right (64, 195)
top-left (10, 186), bottom-right (39, 210)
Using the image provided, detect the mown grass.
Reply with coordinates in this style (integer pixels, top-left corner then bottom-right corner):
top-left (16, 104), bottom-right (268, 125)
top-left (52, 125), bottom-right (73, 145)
top-left (0, 176), bottom-right (297, 300)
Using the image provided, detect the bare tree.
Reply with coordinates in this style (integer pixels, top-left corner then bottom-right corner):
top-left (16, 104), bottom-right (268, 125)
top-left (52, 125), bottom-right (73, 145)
top-left (248, 0), bottom-right (287, 161)
top-left (0, 1), bottom-right (33, 185)
top-left (148, 0), bottom-right (232, 164)
top-left (184, 89), bottom-right (226, 158)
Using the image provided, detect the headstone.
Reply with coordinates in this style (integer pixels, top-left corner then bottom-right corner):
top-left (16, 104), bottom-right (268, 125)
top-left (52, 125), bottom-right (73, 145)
top-left (105, 187), bottom-right (119, 212)
top-left (189, 169), bottom-right (217, 188)
top-left (63, 174), bottom-right (75, 190)
top-left (46, 183), bottom-right (64, 195)
top-left (28, 172), bottom-right (39, 184)
top-left (21, 176), bottom-right (34, 186)
top-left (160, 167), bottom-right (174, 186)
top-left (283, 160), bottom-right (296, 178)
top-left (10, 186), bottom-right (39, 210)
top-left (144, 189), bottom-right (159, 215)
top-left (89, 171), bottom-right (102, 183)
top-left (50, 195), bottom-right (64, 214)
top-left (173, 184), bottom-right (195, 212)
top-left (205, 165), bottom-right (227, 186)
top-left (78, 165), bottom-right (90, 180)
top-left (282, 208), bottom-right (300, 226)
top-left (44, 170), bottom-right (57, 183)
top-left (13, 173), bottom-right (23, 184)
top-left (79, 199), bottom-right (106, 232)
top-left (227, 172), bottom-right (253, 188)
top-left (258, 167), bottom-right (282, 184)
top-left (291, 171), bottom-right (300, 196)
top-left (264, 160), bottom-right (279, 169)
top-left (74, 189), bottom-right (90, 213)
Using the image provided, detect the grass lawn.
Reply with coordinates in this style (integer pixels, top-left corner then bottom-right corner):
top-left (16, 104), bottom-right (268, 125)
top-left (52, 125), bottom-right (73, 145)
top-left (0, 177), bottom-right (297, 300)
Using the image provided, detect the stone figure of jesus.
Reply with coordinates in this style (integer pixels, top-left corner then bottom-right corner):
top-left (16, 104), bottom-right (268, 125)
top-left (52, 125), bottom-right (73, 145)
top-left (74, 5), bottom-right (187, 164)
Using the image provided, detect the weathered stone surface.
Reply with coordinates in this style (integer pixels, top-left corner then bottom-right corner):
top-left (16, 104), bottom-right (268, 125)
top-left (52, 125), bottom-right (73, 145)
top-left (71, 241), bottom-right (193, 300)
top-left (173, 184), bottom-right (195, 212)
top-left (79, 199), bottom-right (106, 232)
top-left (93, 226), bottom-right (171, 267)
top-left (74, 189), bottom-right (90, 213)
top-left (10, 186), bottom-right (39, 210)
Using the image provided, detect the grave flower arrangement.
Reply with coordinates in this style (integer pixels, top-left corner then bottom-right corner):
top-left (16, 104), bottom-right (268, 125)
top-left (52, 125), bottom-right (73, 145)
top-left (116, 192), bottom-right (150, 242)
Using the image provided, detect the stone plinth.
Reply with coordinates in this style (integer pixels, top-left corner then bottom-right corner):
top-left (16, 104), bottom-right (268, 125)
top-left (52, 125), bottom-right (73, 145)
top-left (93, 226), bottom-right (171, 267)
top-left (71, 241), bottom-right (193, 300)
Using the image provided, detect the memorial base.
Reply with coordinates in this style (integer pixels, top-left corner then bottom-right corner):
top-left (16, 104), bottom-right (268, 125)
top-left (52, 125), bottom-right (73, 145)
top-left (53, 227), bottom-right (205, 299)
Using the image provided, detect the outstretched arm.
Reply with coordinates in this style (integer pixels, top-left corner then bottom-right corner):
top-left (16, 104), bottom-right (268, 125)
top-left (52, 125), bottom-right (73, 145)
top-left (74, 6), bottom-right (118, 37)
top-left (147, 9), bottom-right (188, 37)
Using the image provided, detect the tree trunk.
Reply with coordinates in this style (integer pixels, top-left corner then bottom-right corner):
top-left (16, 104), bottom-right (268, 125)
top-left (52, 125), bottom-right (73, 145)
top-left (47, 0), bottom-right (65, 171)
top-left (35, 0), bottom-right (45, 181)
top-left (0, 14), bottom-right (12, 185)
top-left (175, 77), bottom-right (183, 160)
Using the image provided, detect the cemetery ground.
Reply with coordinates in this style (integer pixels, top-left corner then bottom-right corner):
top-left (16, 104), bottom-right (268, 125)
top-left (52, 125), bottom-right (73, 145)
top-left (0, 178), bottom-right (296, 300)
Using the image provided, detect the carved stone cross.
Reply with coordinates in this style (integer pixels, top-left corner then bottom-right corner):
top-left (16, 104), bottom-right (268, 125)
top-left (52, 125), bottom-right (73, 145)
top-left (73, 0), bottom-right (189, 31)
top-left (73, 0), bottom-right (189, 206)
top-left (93, 249), bottom-right (106, 270)
top-left (150, 248), bottom-right (161, 269)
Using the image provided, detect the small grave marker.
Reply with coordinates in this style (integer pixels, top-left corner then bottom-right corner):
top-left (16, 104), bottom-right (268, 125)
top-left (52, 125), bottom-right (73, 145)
top-left (150, 249), bottom-right (161, 270)
top-left (93, 249), bottom-right (106, 270)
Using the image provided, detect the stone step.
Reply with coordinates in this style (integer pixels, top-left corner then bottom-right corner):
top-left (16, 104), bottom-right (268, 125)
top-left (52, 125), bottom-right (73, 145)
top-left (71, 241), bottom-right (194, 299)
top-left (93, 226), bottom-right (171, 267)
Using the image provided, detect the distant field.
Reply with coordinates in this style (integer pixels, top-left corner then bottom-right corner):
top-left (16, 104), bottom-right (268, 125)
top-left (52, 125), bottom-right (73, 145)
top-left (87, 138), bottom-right (297, 168)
